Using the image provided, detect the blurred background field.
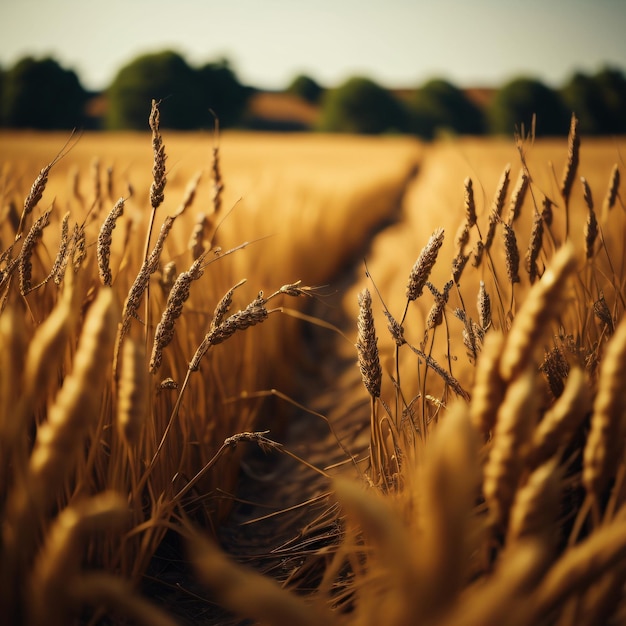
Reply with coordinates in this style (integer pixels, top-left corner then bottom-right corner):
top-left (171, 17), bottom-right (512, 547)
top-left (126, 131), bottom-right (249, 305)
top-left (2, 1), bottom-right (626, 622)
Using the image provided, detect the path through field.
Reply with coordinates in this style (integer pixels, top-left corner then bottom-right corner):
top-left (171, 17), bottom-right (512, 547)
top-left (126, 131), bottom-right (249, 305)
top-left (195, 140), bottom-right (513, 624)
top-left (151, 139), bottom-right (426, 624)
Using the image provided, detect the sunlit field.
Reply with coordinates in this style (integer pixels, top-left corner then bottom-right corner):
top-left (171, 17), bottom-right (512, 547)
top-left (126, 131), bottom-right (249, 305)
top-left (2, 109), bottom-right (626, 625)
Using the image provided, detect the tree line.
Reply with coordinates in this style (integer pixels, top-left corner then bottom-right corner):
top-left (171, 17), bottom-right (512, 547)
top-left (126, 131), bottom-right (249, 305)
top-left (0, 50), bottom-right (624, 137)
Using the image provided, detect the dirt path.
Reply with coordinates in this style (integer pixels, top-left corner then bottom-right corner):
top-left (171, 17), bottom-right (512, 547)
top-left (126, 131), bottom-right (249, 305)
top-left (218, 157), bottom-right (422, 557)
top-left (148, 154), bottom-right (423, 624)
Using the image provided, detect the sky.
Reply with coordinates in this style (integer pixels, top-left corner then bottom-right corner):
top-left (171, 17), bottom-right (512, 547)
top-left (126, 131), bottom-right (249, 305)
top-left (1, 0), bottom-right (625, 92)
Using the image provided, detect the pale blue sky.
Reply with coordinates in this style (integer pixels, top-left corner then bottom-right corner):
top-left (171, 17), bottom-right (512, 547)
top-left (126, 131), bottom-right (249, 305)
top-left (1, 0), bottom-right (625, 91)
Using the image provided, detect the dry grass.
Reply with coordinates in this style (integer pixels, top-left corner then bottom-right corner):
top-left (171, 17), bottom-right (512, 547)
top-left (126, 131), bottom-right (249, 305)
top-left (2, 109), bottom-right (626, 626)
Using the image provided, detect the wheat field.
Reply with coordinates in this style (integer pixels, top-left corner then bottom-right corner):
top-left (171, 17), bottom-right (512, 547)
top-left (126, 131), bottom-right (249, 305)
top-left (1, 105), bottom-right (626, 625)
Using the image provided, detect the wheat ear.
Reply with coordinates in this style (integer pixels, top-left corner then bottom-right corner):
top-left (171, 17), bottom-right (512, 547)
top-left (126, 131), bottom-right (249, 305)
top-left (499, 242), bottom-right (577, 382)
top-left (434, 539), bottom-right (546, 626)
top-left (115, 215), bottom-right (175, 377)
top-left (159, 261), bottom-right (177, 295)
top-left (188, 212), bottom-right (209, 260)
top-left (471, 239), bottom-right (485, 268)
top-left (507, 168), bottom-right (530, 224)
top-left (506, 457), bottom-right (562, 546)
top-left (19, 207), bottom-right (52, 296)
top-left (149, 100), bottom-right (167, 211)
top-left (425, 280), bottom-right (453, 331)
top-left (105, 164), bottom-right (114, 200)
top-left (1, 288), bottom-right (118, 624)
top-left (356, 288), bottom-right (382, 399)
top-left (172, 171), bottom-right (202, 219)
top-left (28, 288), bottom-right (118, 508)
top-left (211, 115), bottom-right (224, 216)
top-left (189, 290), bottom-right (273, 372)
top-left (451, 251), bottom-right (470, 284)
top-left (502, 221), bottom-right (520, 285)
top-left (526, 208), bottom-right (544, 284)
top-left (532, 514), bottom-right (626, 618)
top-left (97, 197), bottom-right (125, 286)
top-left (29, 492), bottom-right (128, 626)
top-left (117, 338), bottom-right (148, 447)
top-left (0, 308), bottom-right (28, 450)
top-left (149, 253), bottom-right (211, 374)
top-left (22, 165), bottom-right (51, 226)
top-left (455, 221), bottom-right (471, 253)
top-left (469, 332), bottom-right (506, 437)
top-left (593, 290), bottom-right (614, 334)
top-left (417, 403), bottom-right (481, 621)
top-left (13, 281), bottom-right (76, 443)
top-left (603, 163), bottom-right (620, 212)
top-left (575, 561), bottom-right (626, 626)
top-left (528, 367), bottom-right (590, 468)
top-left (582, 317), bottom-right (626, 500)
top-left (484, 163), bottom-right (511, 253)
top-left (464, 176), bottom-right (477, 227)
top-left (477, 280), bottom-right (491, 330)
top-left (483, 367), bottom-right (538, 528)
top-left (71, 224), bottom-right (87, 274)
top-left (560, 113), bottom-right (580, 205)
top-left (455, 308), bottom-right (482, 361)
top-left (406, 228), bottom-right (445, 302)
top-left (50, 211), bottom-right (71, 286)
top-left (581, 177), bottom-right (598, 260)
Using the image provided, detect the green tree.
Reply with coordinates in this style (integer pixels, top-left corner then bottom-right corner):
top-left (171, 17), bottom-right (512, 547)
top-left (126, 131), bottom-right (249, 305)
top-left (594, 67), bottom-right (626, 134)
top-left (560, 72), bottom-right (605, 134)
top-left (410, 79), bottom-right (485, 139)
top-left (489, 77), bottom-right (569, 136)
top-left (286, 74), bottom-right (324, 104)
top-left (318, 76), bottom-right (408, 134)
top-left (196, 60), bottom-right (251, 128)
top-left (106, 50), bottom-right (206, 130)
top-left (1, 56), bottom-right (87, 129)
